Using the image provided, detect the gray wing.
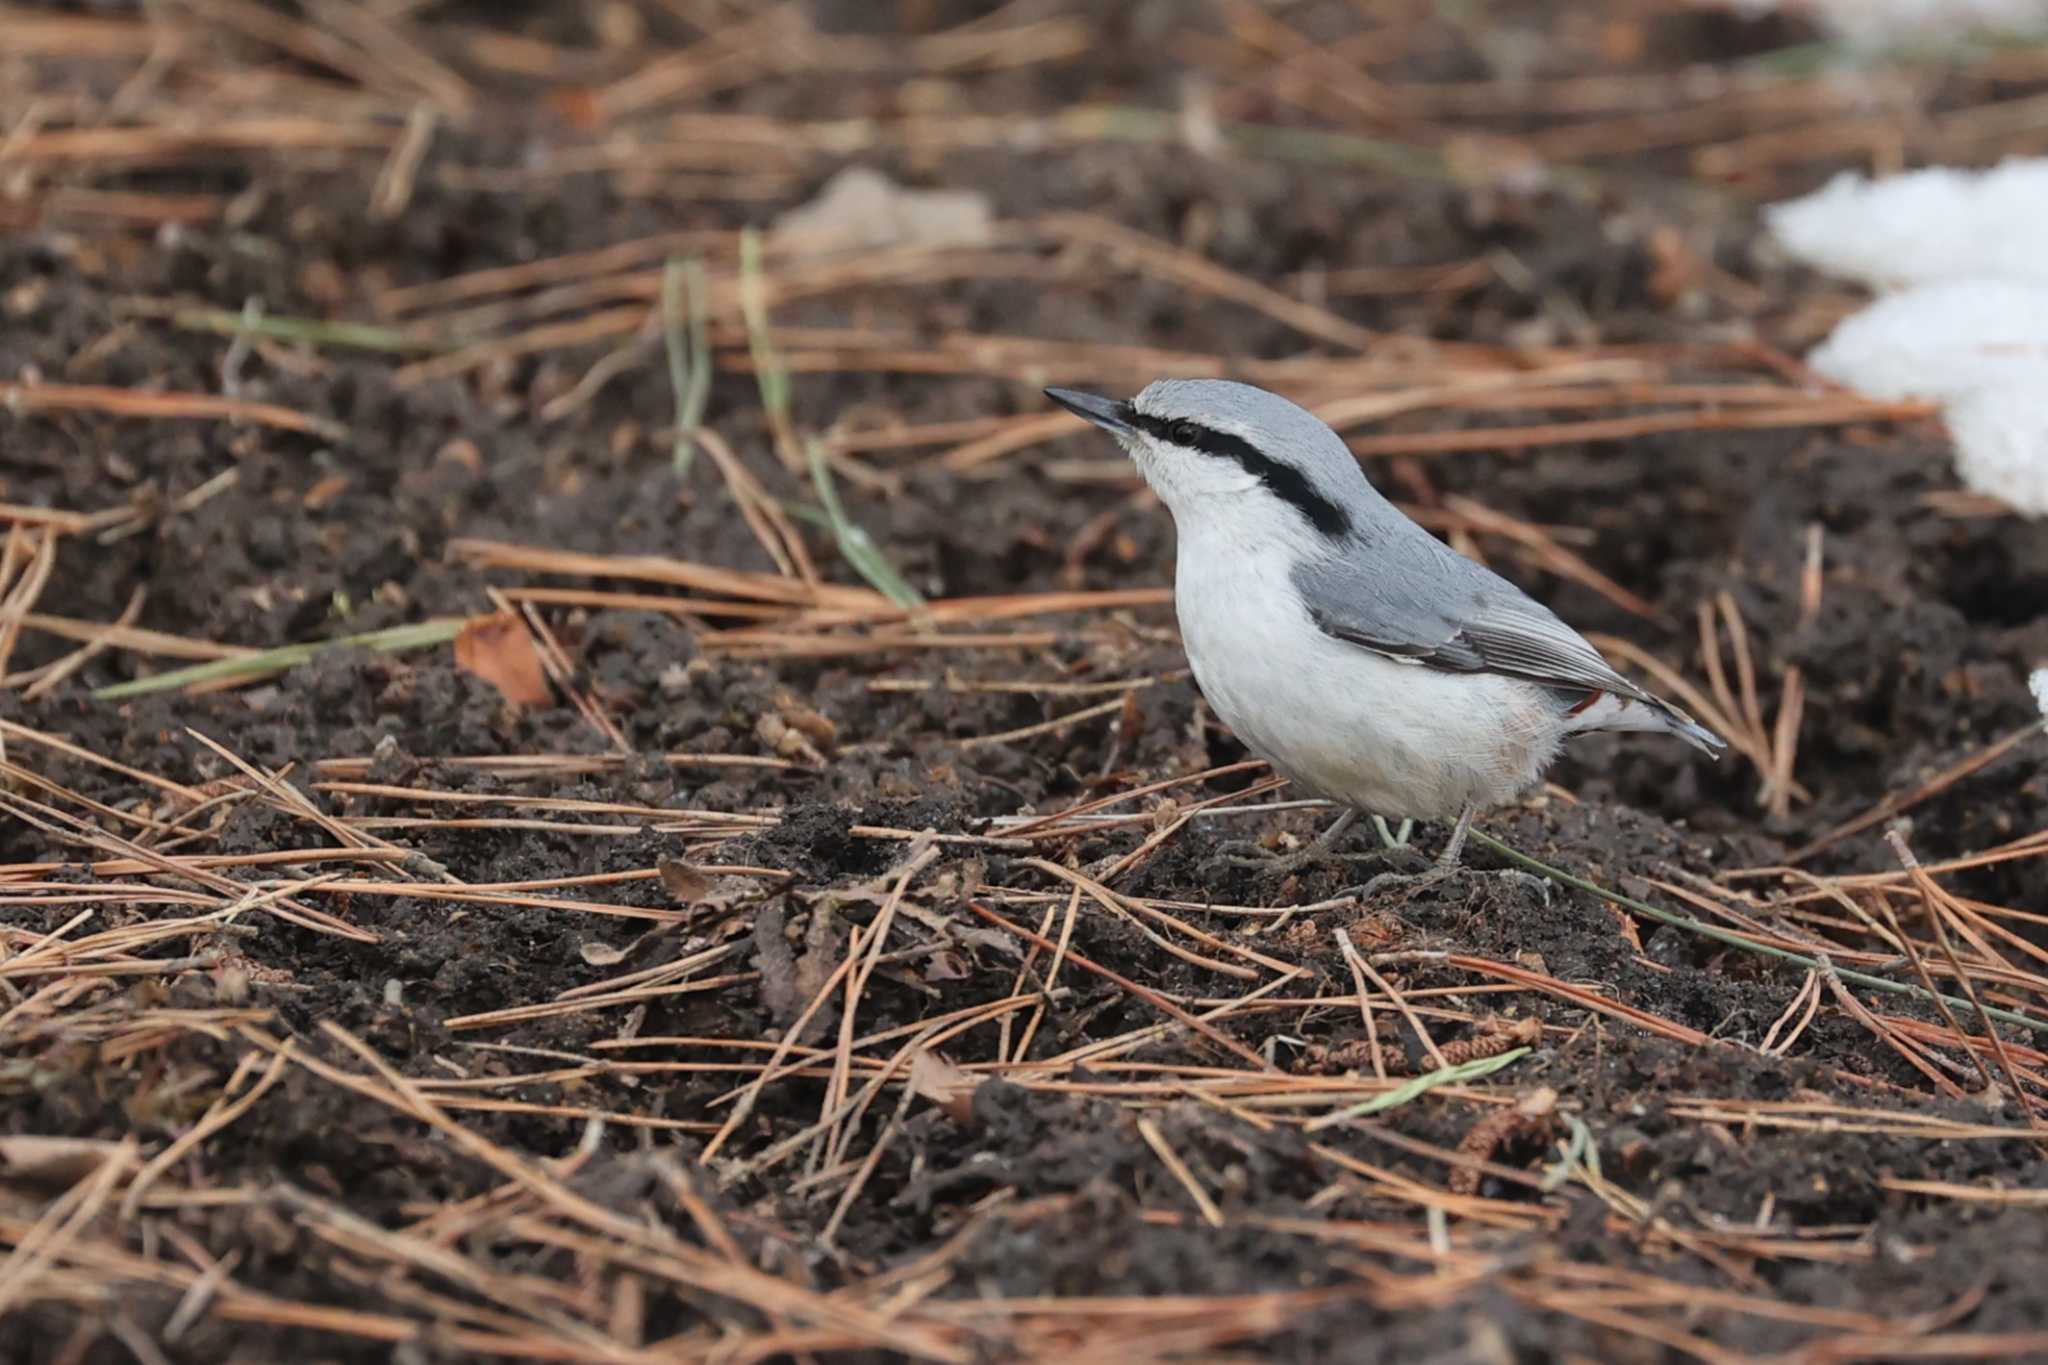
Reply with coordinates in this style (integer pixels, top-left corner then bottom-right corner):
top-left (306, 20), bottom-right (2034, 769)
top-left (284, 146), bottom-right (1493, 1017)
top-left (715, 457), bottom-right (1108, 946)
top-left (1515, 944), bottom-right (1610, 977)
top-left (1292, 539), bottom-right (1661, 706)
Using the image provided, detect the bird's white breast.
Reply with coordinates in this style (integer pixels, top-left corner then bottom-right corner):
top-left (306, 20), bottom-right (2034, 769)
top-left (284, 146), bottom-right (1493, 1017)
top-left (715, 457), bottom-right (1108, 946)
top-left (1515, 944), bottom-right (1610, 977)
top-left (1171, 525), bottom-right (1562, 822)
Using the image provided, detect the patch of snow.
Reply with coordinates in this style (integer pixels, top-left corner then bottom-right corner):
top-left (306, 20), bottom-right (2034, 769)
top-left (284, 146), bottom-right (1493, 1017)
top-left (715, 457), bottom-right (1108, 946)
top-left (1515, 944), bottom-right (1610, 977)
top-left (1768, 163), bottom-right (2048, 515)
top-left (770, 167), bottom-right (992, 258)
top-left (1767, 162), bottom-right (2048, 289)
top-left (1725, 0), bottom-right (2048, 50)
top-left (1805, 280), bottom-right (2048, 398)
top-left (1948, 387), bottom-right (2048, 519)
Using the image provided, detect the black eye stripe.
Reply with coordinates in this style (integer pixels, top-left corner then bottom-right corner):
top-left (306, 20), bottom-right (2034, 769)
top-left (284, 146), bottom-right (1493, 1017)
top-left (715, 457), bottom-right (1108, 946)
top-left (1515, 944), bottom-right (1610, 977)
top-left (1130, 412), bottom-right (1350, 538)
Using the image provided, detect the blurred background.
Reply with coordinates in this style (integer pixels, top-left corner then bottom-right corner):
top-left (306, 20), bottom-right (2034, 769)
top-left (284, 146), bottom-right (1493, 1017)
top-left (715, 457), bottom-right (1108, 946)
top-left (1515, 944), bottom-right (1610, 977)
top-left (6, 0), bottom-right (2044, 818)
top-left (5, 4), bottom-right (2048, 1362)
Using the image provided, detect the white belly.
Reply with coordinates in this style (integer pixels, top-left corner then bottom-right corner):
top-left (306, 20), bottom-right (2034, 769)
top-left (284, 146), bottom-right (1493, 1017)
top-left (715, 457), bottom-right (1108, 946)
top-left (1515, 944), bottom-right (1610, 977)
top-left (1174, 541), bottom-right (1561, 822)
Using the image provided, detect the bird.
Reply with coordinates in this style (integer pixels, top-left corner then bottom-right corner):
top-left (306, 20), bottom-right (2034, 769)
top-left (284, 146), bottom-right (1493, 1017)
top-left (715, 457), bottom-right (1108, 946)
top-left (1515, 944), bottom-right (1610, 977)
top-left (1045, 378), bottom-right (1724, 895)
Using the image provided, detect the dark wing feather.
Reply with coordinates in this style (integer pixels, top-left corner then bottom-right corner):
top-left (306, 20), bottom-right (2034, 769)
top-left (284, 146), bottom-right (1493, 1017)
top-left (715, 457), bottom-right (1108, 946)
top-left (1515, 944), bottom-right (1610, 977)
top-left (1292, 543), bottom-right (1658, 704)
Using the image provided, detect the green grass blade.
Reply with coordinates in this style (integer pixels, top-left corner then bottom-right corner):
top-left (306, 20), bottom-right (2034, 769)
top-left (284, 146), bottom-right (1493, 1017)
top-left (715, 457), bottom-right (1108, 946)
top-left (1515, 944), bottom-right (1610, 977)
top-left (93, 619), bottom-right (469, 701)
top-left (662, 256), bottom-right (711, 477)
top-left (1305, 1048), bottom-right (1531, 1130)
top-left (738, 227), bottom-right (790, 430)
top-left (172, 308), bottom-right (429, 354)
top-left (803, 439), bottom-right (924, 611)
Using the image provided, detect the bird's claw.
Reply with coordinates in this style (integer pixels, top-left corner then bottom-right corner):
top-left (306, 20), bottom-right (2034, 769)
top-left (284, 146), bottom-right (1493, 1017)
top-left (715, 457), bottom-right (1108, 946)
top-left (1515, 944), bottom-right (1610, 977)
top-left (1344, 864), bottom-right (1552, 905)
top-left (1202, 839), bottom-right (1386, 880)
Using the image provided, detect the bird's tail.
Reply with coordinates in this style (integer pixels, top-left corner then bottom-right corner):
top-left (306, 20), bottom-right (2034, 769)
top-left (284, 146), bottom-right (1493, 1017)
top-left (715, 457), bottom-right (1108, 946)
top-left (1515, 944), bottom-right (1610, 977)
top-left (1565, 691), bottom-right (1726, 757)
top-left (1666, 706), bottom-right (1728, 757)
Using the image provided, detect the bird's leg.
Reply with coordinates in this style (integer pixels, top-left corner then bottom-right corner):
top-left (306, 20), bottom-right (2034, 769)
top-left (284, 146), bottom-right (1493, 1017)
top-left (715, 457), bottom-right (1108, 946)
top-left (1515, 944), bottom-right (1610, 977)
top-left (1206, 808), bottom-right (1384, 876)
top-left (1352, 804), bottom-right (1551, 903)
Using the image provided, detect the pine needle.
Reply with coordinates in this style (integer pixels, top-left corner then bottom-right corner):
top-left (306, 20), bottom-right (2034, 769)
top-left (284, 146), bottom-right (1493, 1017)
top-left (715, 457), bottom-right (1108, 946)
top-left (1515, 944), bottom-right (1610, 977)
top-left (93, 619), bottom-right (469, 700)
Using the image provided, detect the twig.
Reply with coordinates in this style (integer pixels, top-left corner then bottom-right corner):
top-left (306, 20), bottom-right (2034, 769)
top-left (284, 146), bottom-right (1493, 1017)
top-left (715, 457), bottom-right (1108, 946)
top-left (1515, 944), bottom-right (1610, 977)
top-left (1465, 828), bottom-right (2048, 1039)
top-left (1135, 1117), bottom-right (1225, 1227)
top-left (1350, 939), bottom-right (1449, 1072)
top-left (963, 901), bottom-right (1274, 1072)
top-left (1889, 828), bottom-right (2040, 1122)
top-left (1334, 928), bottom-right (1389, 1082)
top-left (1, 379), bottom-right (348, 440)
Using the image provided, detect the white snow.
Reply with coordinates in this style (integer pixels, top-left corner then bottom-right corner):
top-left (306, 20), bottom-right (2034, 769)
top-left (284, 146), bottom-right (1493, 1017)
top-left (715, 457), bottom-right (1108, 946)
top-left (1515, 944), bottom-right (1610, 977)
top-left (1767, 162), bottom-right (2048, 289)
top-left (1725, 0), bottom-right (2048, 49)
top-left (1946, 387), bottom-right (2048, 520)
top-left (1768, 162), bottom-right (2048, 514)
top-left (1806, 281), bottom-right (2048, 398)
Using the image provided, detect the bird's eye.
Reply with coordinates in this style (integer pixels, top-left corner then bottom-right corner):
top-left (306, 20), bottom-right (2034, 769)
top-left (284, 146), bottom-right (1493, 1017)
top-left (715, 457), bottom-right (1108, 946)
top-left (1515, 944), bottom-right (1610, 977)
top-left (1168, 420), bottom-right (1199, 445)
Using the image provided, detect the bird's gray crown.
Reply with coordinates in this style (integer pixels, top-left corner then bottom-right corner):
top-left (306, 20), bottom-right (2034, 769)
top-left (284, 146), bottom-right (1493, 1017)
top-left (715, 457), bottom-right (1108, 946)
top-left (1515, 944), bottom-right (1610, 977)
top-left (1128, 379), bottom-right (1374, 538)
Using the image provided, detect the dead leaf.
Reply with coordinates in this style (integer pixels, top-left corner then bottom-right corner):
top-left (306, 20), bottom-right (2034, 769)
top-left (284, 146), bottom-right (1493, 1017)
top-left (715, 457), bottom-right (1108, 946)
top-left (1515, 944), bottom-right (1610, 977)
top-left (1150, 797), bottom-right (1181, 833)
top-left (770, 166), bottom-right (992, 258)
top-left (548, 85), bottom-right (604, 131)
top-left (658, 857), bottom-right (714, 904)
top-left (1117, 688), bottom-right (1144, 741)
top-left (755, 712), bottom-right (824, 765)
top-left (753, 901), bottom-right (801, 1025)
top-left (436, 436), bottom-right (484, 475)
top-left (908, 1050), bottom-right (982, 1124)
top-left (454, 612), bottom-right (550, 708)
top-left (926, 855), bottom-right (986, 902)
top-left (952, 924), bottom-right (1024, 961)
top-left (773, 690), bottom-right (838, 752)
top-left (579, 941), bottom-right (628, 966)
top-left (1647, 224), bottom-right (1705, 311)
top-left (792, 905), bottom-right (838, 1016)
top-left (922, 948), bottom-right (972, 983)
top-left (753, 901), bottom-right (841, 1042)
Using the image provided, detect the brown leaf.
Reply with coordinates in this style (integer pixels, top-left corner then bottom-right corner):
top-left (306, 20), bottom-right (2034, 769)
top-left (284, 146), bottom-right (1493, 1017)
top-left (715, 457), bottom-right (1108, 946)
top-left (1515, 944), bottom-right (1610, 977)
top-left (579, 941), bottom-right (629, 966)
top-left (908, 1050), bottom-right (982, 1124)
top-left (922, 948), bottom-right (972, 983)
top-left (1117, 687), bottom-right (1143, 740)
top-left (753, 902), bottom-right (838, 1042)
top-left (658, 857), bottom-right (714, 904)
top-left (435, 436), bottom-right (483, 476)
top-left (453, 612), bottom-right (550, 708)
top-left (753, 901), bottom-right (801, 1025)
top-left (1647, 224), bottom-right (1705, 311)
top-left (774, 690), bottom-right (838, 752)
top-left (548, 85), bottom-right (604, 132)
top-left (792, 906), bottom-right (838, 1015)
top-left (754, 712), bottom-right (824, 765)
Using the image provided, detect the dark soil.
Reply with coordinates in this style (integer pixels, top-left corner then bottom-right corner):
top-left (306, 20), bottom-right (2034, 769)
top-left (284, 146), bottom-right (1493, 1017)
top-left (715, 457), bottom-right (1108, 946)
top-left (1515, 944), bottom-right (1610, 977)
top-left (5, 2), bottom-right (2048, 1361)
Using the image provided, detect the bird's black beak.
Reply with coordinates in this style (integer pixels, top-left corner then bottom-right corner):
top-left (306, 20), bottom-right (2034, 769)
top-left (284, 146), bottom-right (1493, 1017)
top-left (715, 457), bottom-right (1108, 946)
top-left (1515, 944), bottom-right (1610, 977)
top-left (1045, 387), bottom-right (1135, 436)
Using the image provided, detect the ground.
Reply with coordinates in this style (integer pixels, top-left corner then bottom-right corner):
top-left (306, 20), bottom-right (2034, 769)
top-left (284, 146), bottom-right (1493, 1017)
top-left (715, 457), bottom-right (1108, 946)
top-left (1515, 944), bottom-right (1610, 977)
top-left (4, 2), bottom-right (2048, 1361)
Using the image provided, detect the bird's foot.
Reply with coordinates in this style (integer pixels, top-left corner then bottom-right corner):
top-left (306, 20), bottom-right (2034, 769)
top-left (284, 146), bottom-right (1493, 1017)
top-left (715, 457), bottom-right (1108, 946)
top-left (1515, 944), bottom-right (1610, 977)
top-left (1202, 839), bottom-right (1386, 879)
top-left (1344, 863), bottom-right (1552, 905)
